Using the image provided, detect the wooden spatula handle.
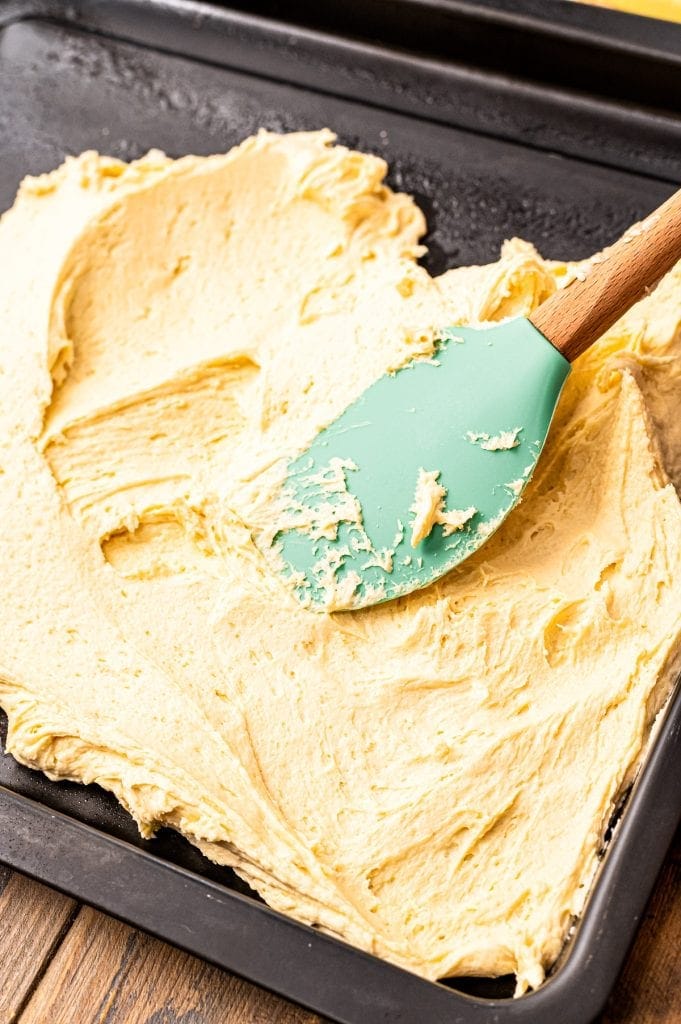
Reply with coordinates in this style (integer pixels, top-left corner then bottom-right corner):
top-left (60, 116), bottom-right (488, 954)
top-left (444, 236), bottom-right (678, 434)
top-left (529, 188), bottom-right (681, 362)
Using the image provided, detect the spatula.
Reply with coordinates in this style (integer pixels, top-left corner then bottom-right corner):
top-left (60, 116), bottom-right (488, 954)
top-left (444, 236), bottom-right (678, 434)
top-left (269, 188), bottom-right (681, 611)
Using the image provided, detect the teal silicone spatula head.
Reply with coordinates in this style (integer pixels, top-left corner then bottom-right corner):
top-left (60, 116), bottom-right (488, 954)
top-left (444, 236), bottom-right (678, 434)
top-left (274, 320), bottom-right (569, 611)
top-left (267, 188), bottom-right (681, 611)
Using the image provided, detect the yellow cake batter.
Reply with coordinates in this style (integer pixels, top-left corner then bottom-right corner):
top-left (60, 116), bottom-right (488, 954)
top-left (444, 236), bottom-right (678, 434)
top-left (1, 130), bottom-right (680, 994)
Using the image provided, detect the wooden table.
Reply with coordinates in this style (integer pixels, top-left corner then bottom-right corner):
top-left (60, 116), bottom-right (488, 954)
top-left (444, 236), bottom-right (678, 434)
top-left (0, 827), bottom-right (678, 1024)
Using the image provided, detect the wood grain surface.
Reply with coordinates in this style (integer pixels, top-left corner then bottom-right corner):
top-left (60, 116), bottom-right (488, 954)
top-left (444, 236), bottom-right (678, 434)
top-left (0, 827), bottom-right (679, 1024)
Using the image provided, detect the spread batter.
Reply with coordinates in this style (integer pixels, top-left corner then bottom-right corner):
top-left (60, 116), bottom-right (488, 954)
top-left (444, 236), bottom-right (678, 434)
top-left (1, 130), bottom-right (680, 993)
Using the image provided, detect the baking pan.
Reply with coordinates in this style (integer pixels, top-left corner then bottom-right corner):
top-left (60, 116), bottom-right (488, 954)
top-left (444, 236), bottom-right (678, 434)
top-left (218, 0), bottom-right (681, 111)
top-left (1, 1), bottom-right (680, 1021)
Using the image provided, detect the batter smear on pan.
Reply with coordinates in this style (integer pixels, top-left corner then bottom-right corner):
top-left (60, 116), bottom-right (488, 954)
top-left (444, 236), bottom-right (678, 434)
top-left (0, 131), bottom-right (680, 994)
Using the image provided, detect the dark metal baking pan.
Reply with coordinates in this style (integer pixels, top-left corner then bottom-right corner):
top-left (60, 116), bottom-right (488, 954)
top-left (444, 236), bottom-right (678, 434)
top-left (5, 0), bottom-right (681, 186)
top-left (216, 0), bottom-right (681, 112)
top-left (1, 1), bottom-right (680, 1021)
